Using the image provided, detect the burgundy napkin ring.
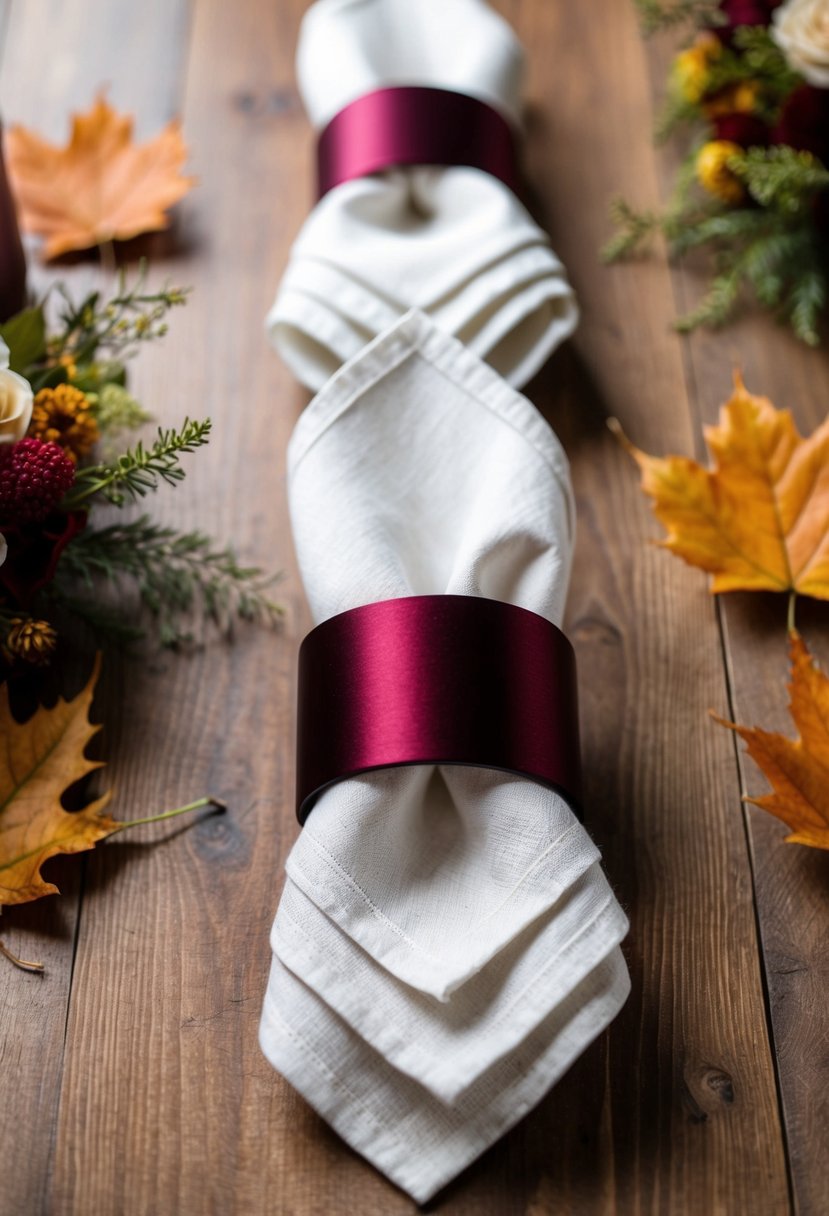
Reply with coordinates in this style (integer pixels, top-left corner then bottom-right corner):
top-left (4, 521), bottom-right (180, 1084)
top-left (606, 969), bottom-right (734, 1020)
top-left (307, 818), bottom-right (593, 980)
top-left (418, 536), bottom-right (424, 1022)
top-left (316, 85), bottom-right (521, 199)
top-left (296, 595), bottom-right (582, 824)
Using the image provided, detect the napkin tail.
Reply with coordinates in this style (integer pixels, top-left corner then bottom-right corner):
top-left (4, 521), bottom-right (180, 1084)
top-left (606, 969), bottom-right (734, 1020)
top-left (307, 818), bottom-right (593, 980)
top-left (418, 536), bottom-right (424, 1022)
top-left (259, 947), bottom-right (631, 1204)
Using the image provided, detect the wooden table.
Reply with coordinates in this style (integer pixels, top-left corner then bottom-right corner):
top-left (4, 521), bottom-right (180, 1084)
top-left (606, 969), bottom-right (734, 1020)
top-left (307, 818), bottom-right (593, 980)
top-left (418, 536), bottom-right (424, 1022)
top-left (1, 1), bottom-right (827, 1212)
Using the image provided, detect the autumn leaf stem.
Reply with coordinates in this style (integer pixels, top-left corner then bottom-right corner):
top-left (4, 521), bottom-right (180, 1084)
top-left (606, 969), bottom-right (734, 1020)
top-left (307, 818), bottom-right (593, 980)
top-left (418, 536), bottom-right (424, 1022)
top-left (109, 795), bottom-right (226, 835)
top-left (0, 937), bottom-right (45, 973)
top-left (788, 591), bottom-right (797, 634)
top-left (98, 238), bottom-right (117, 277)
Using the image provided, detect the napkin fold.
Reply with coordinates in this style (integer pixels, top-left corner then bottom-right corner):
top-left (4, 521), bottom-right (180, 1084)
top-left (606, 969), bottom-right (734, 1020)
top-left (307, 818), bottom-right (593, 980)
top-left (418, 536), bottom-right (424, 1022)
top-left (260, 310), bottom-right (629, 1200)
top-left (267, 0), bottom-right (578, 392)
top-left (262, 947), bottom-right (630, 1205)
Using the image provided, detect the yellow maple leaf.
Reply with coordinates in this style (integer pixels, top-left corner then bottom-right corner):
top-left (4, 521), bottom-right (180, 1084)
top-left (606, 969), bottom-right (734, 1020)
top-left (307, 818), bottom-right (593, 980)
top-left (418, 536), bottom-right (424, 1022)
top-left (614, 374), bottom-right (829, 600)
top-left (0, 656), bottom-right (119, 906)
top-left (715, 633), bottom-right (829, 850)
top-left (5, 95), bottom-right (195, 259)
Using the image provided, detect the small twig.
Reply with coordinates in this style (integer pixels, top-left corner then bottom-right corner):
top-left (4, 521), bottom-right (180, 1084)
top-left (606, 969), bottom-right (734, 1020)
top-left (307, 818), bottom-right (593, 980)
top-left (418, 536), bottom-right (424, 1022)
top-left (787, 591), bottom-right (797, 634)
top-left (0, 938), bottom-right (44, 973)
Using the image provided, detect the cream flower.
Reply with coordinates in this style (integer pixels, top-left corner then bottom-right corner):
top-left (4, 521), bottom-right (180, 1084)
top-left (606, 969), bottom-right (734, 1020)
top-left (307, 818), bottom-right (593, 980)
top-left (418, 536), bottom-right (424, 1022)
top-left (0, 532), bottom-right (6, 569)
top-left (0, 337), bottom-right (33, 444)
top-left (773, 0), bottom-right (829, 88)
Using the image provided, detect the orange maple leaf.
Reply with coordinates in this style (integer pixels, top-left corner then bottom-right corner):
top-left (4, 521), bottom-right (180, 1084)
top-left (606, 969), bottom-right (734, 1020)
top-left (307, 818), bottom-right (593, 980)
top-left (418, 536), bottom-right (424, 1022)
top-left (715, 633), bottom-right (829, 850)
top-left (614, 374), bottom-right (829, 600)
top-left (5, 95), bottom-right (195, 259)
top-left (0, 656), bottom-right (119, 907)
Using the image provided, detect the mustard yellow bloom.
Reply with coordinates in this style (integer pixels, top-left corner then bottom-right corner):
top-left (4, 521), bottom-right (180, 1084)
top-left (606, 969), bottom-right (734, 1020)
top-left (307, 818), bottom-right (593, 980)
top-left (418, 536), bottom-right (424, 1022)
top-left (4, 618), bottom-right (57, 665)
top-left (30, 383), bottom-right (99, 463)
top-left (703, 80), bottom-right (760, 118)
top-left (673, 33), bottom-right (722, 103)
top-left (58, 353), bottom-right (78, 381)
top-left (696, 140), bottom-right (745, 204)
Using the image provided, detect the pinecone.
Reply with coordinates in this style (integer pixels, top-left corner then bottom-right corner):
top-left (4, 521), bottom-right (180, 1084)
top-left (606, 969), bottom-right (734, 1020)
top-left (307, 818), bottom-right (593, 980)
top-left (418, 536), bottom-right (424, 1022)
top-left (0, 437), bottom-right (76, 523)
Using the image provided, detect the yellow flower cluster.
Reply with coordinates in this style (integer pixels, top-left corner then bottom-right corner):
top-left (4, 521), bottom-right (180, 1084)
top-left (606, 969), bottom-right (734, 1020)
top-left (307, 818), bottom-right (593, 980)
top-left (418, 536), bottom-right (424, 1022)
top-left (696, 140), bottom-right (746, 204)
top-left (703, 80), bottom-right (760, 118)
top-left (3, 618), bottom-right (57, 665)
top-left (29, 383), bottom-right (99, 463)
top-left (673, 33), bottom-right (722, 103)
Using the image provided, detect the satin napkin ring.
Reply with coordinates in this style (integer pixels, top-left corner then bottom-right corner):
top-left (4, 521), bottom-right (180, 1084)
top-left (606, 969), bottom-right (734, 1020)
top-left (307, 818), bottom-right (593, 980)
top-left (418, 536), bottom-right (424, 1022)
top-left (317, 85), bottom-right (521, 198)
top-left (296, 594), bottom-right (582, 823)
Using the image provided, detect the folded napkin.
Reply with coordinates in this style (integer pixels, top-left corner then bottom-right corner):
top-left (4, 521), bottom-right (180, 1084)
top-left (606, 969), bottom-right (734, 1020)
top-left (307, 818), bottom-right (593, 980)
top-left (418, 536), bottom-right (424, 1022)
top-left (267, 0), bottom-right (578, 393)
top-left (260, 311), bottom-right (629, 1201)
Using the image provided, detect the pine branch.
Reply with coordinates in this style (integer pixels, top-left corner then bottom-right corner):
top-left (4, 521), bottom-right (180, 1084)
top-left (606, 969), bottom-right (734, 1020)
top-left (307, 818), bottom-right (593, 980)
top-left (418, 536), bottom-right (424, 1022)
top-left (62, 418), bottom-right (212, 508)
top-left (675, 264), bottom-right (744, 331)
top-left (633, 0), bottom-right (722, 35)
top-left (654, 90), bottom-right (700, 144)
top-left (602, 199), bottom-right (664, 261)
top-left (731, 147), bottom-right (829, 212)
top-left (668, 206), bottom-right (769, 255)
top-left (54, 516), bottom-right (283, 647)
top-left (787, 265), bottom-right (827, 347)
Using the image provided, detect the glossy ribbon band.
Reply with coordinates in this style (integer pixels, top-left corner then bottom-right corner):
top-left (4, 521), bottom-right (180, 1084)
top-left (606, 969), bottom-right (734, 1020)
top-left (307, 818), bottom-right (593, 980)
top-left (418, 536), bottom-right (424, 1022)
top-left (316, 86), bottom-right (521, 199)
top-left (296, 595), bottom-right (581, 824)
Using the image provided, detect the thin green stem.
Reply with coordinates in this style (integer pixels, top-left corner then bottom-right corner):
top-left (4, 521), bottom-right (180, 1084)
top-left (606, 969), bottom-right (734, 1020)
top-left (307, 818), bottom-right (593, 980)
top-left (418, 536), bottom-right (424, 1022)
top-left (108, 796), bottom-right (226, 835)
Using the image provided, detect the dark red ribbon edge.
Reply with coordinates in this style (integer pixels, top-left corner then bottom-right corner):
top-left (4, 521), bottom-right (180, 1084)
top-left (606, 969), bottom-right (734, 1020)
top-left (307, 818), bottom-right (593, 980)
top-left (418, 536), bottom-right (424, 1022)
top-left (316, 85), bottom-right (521, 200)
top-left (296, 595), bottom-right (582, 825)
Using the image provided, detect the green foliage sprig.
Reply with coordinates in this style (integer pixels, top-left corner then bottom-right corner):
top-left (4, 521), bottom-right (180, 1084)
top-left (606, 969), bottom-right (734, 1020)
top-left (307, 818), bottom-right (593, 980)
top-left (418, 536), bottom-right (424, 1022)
top-left (0, 269), bottom-right (282, 671)
top-left (634, 0), bottom-right (722, 35)
top-left (605, 7), bottom-right (829, 345)
top-left (54, 517), bottom-right (283, 648)
top-left (63, 418), bottom-right (212, 507)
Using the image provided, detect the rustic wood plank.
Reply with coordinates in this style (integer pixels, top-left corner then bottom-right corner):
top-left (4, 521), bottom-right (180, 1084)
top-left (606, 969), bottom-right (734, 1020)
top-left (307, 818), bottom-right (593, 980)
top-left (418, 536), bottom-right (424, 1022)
top-left (668, 243), bottom-right (829, 1216)
top-left (0, 0), bottom-right (801, 1213)
top-left (496, 0), bottom-right (792, 1212)
top-left (638, 26), bottom-right (829, 1215)
top-left (0, 5), bottom-right (190, 1216)
top-left (47, 0), bottom-right (324, 1213)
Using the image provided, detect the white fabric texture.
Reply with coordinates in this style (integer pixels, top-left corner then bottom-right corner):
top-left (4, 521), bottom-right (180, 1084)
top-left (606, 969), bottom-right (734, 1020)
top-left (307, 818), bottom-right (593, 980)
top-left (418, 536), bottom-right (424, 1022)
top-left (260, 310), bottom-right (630, 1201)
top-left (266, 0), bottom-right (578, 392)
top-left (261, 947), bottom-right (630, 1206)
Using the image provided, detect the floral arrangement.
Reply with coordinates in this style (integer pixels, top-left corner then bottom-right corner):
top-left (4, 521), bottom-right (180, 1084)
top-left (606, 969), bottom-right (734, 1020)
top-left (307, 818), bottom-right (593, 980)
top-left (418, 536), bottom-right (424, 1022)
top-left (0, 98), bottom-right (280, 972)
top-left (604, 0), bottom-right (829, 344)
top-left (0, 277), bottom-right (279, 675)
top-left (0, 99), bottom-right (279, 679)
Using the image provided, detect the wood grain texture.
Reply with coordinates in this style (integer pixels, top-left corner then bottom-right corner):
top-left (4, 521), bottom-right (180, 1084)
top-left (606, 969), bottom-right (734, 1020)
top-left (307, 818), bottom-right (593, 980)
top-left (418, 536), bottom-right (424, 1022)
top-left (640, 29), bottom-right (829, 1216)
top-left (0, 0), bottom-right (823, 1211)
top-left (0, 4), bottom-right (191, 1216)
top-left (503, 1), bottom-right (789, 1212)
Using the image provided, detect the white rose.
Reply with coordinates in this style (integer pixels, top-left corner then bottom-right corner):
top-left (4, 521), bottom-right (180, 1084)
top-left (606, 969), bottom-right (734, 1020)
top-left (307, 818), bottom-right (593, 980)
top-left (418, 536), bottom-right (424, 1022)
top-left (0, 336), bottom-right (33, 444)
top-left (773, 0), bottom-right (829, 88)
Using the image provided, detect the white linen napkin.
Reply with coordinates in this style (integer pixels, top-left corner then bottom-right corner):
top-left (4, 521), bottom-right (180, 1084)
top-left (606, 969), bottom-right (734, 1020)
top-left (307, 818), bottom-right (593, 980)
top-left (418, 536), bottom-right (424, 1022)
top-left (260, 310), bottom-right (629, 1201)
top-left (267, 0), bottom-right (578, 393)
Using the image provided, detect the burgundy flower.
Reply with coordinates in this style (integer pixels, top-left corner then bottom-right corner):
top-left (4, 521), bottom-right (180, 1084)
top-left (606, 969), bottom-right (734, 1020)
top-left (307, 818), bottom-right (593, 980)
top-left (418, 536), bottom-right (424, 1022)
top-left (0, 437), bottom-right (76, 524)
top-left (719, 0), bottom-right (779, 27)
top-left (713, 0), bottom-right (780, 42)
top-left (714, 112), bottom-right (771, 146)
top-left (0, 125), bottom-right (27, 324)
top-left (0, 509), bottom-right (86, 605)
top-left (772, 84), bottom-right (829, 163)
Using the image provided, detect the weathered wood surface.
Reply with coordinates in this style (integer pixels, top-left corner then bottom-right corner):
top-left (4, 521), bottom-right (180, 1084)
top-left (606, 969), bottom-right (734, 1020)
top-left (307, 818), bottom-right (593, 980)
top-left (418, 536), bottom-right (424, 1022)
top-left (0, 0), bottom-right (825, 1212)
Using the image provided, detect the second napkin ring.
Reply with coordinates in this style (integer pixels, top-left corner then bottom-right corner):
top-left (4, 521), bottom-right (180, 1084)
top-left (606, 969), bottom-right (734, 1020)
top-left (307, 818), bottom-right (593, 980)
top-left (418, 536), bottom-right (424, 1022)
top-left (295, 594), bottom-right (582, 824)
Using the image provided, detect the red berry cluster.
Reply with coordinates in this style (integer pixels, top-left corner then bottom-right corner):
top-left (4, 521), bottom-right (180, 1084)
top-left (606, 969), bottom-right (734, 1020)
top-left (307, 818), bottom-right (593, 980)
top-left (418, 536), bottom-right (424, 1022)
top-left (0, 438), bottom-right (75, 524)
